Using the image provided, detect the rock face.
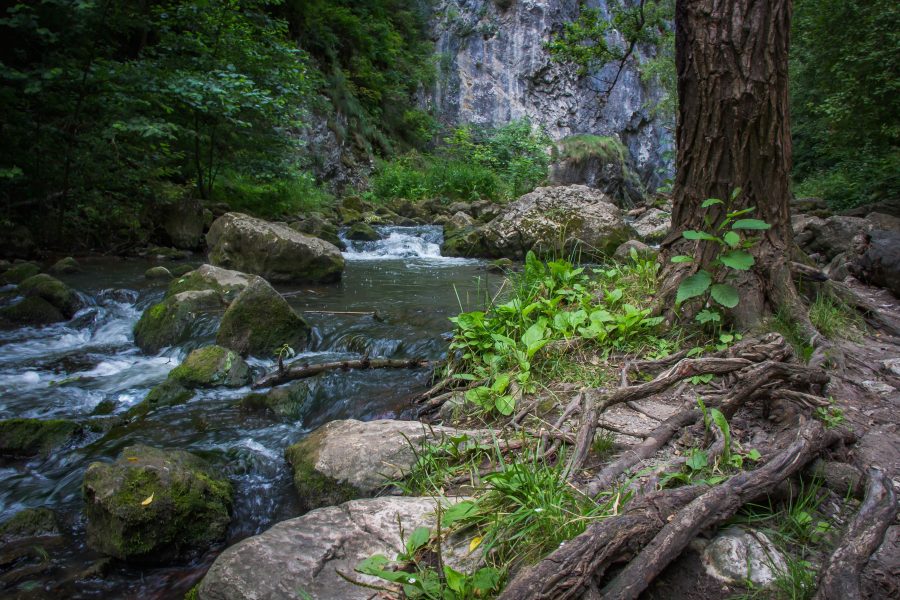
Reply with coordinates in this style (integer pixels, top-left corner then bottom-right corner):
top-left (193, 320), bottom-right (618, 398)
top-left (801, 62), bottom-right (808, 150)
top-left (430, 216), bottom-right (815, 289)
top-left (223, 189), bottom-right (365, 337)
top-left (548, 135), bottom-right (646, 206)
top-left (161, 198), bottom-right (206, 250)
top-left (0, 418), bottom-right (82, 458)
top-left (207, 212), bottom-right (344, 284)
top-left (285, 419), bottom-right (478, 511)
top-left (702, 527), bottom-right (787, 588)
top-left (198, 496), bottom-right (464, 600)
top-left (216, 278), bottom-right (310, 357)
top-left (849, 230), bottom-right (900, 297)
top-left (428, 0), bottom-right (672, 188)
top-left (82, 445), bottom-right (232, 563)
top-left (443, 185), bottom-right (633, 259)
top-left (133, 265), bottom-right (254, 353)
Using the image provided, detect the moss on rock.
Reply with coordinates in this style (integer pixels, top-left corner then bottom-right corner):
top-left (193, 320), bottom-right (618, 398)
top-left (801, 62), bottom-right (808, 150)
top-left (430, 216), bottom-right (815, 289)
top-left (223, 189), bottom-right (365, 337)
top-left (144, 266), bottom-right (173, 280)
top-left (284, 440), bottom-right (359, 513)
top-left (169, 345), bottom-right (251, 388)
top-left (0, 418), bottom-right (82, 458)
top-left (0, 296), bottom-right (64, 328)
top-left (48, 257), bottom-right (80, 274)
top-left (82, 445), bottom-right (233, 563)
top-left (125, 380), bottom-right (195, 420)
top-left (216, 279), bottom-right (309, 357)
top-left (132, 290), bottom-right (221, 353)
top-left (18, 273), bottom-right (82, 318)
top-left (240, 381), bottom-right (310, 419)
top-left (346, 222), bottom-right (380, 241)
top-left (1, 262), bottom-right (40, 284)
top-left (0, 507), bottom-right (60, 543)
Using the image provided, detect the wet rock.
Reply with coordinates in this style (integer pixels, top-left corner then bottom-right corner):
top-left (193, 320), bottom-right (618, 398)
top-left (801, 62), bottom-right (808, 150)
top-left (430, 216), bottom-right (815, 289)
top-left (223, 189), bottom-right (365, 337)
top-left (198, 496), bottom-right (470, 600)
top-left (126, 379), bottom-right (195, 420)
top-left (216, 278), bottom-right (310, 357)
top-left (144, 245), bottom-right (191, 261)
top-left (0, 296), bottom-right (64, 328)
top-left (82, 445), bottom-right (232, 563)
top-left (207, 212), bottom-right (344, 284)
top-left (701, 527), bottom-right (787, 588)
top-left (133, 265), bottom-right (254, 353)
top-left (1, 262), bottom-right (40, 284)
top-left (144, 266), bottom-right (173, 280)
top-left (241, 381), bottom-right (311, 420)
top-left (849, 230), bottom-right (900, 297)
top-left (48, 257), bottom-right (80, 274)
top-left (631, 208), bottom-right (670, 243)
top-left (614, 240), bottom-right (657, 261)
top-left (169, 263), bottom-right (197, 277)
top-left (0, 508), bottom-right (60, 543)
top-left (445, 211), bottom-right (476, 234)
top-left (443, 185), bottom-right (634, 260)
top-left (18, 274), bottom-right (82, 318)
top-left (161, 198), bottom-right (206, 250)
top-left (285, 419), bottom-right (482, 511)
top-left (90, 399), bottom-right (117, 416)
top-left (346, 221), bottom-right (380, 242)
top-left (0, 418), bottom-right (82, 458)
top-left (170, 345), bottom-right (251, 388)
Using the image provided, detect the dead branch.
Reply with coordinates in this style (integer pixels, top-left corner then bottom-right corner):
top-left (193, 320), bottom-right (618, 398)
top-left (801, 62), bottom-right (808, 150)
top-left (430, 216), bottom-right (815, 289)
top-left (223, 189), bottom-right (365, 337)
top-left (253, 358), bottom-right (430, 388)
top-left (812, 467), bottom-right (898, 600)
top-left (564, 392), bottom-right (598, 479)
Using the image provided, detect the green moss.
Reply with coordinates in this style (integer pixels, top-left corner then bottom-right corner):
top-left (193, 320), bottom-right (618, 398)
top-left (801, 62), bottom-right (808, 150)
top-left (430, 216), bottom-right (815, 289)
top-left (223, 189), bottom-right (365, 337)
top-left (0, 296), bottom-right (64, 327)
top-left (240, 381), bottom-right (310, 419)
top-left (19, 273), bottom-right (82, 317)
top-left (347, 221), bottom-right (380, 241)
top-left (0, 507), bottom-right (59, 542)
top-left (169, 345), bottom-right (251, 388)
top-left (554, 134), bottom-right (627, 164)
top-left (49, 257), bottom-right (80, 274)
top-left (126, 380), bottom-right (195, 420)
top-left (133, 290), bottom-right (221, 353)
top-left (2, 262), bottom-right (40, 284)
top-left (216, 280), bottom-right (309, 357)
top-left (0, 418), bottom-right (81, 457)
top-left (284, 439), bottom-right (359, 512)
top-left (167, 270), bottom-right (224, 299)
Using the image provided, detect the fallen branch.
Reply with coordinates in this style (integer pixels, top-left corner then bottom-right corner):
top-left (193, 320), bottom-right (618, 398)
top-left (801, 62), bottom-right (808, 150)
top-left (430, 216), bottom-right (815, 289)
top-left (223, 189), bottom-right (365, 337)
top-left (564, 392), bottom-right (598, 479)
top-left (253, 357), bottom-right (430, 388)
top-left (812, 467), bottom-right (898, 600)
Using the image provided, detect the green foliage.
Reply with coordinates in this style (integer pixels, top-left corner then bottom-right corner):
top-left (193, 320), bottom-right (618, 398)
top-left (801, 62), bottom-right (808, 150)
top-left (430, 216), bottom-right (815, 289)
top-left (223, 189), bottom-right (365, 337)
top-left (671, 191), bottom-right (770, 325)
top-left (813, 401), bottom-right (845, 429)
top-left (214, 169), bottom-right (334, 219)
top-left (369, 119), bottom-right (551, 203)
top-left (791, 0), bottom-right (900, 209)
top-left (448, 252), bottom-right (664, 416)
top-left (807, 295), bottom-right (864, 341)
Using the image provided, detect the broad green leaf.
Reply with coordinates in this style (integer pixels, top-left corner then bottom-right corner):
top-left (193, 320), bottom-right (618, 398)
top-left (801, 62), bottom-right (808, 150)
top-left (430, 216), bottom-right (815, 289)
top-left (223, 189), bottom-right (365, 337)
top-left (491, 373), bottom-right (510, 394)
top-left (356, 554), bottom-right (390, 575)
top-left (731, 219), bottom-right (771, 230)
top-left (730, 187), bottom-right (743, 201)
top-left (495, 394), bottom-right (516, 415)
top-left (406, 526), bottom-right (431, 553)
top-left (695, 309), bottom-right (721, 324)
top-left (442, 501), bottom-right (477, 527)
top-left (710, 283), bottom-right (740, 308)
top-left (444, 566), bottom-right (466, 593)
top-left (682, 230), bottom-right (720, 242)
top-left (686, 450), bottom-right (708, 471)
top-left (671, 255), bottom-right (694, 263)
top-left (719, 250), bottom-right (754, 270)
top-left (472, 568), bottom-right (502, 592)
top-left (675, 271), bottom-right (712, 304)
top-left (723, 231), bottom-right (741, 248)
top-left (521, 321), bottom-right (546, 349)
top-left (701, 198), bottom-right (723, 208)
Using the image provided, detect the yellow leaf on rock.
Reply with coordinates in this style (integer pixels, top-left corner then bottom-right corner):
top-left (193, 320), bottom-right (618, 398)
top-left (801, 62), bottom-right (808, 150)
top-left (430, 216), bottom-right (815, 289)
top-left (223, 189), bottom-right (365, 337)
top-left (127, 457), bottom-right (139, 462)
top-left (141, 493), bottom-right (154, 506)
top-left (469, 536), bottom-right (482, 553)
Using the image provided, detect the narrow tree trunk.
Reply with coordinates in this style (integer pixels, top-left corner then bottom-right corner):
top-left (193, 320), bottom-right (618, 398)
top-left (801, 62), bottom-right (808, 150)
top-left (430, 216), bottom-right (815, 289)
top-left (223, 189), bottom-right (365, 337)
top-left (659, 0), bottom-right (794, 326)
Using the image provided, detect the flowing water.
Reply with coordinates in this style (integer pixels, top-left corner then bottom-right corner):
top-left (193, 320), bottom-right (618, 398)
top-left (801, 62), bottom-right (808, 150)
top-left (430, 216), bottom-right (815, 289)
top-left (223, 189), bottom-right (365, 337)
top-left (0, 226), bottom-right (497, 599)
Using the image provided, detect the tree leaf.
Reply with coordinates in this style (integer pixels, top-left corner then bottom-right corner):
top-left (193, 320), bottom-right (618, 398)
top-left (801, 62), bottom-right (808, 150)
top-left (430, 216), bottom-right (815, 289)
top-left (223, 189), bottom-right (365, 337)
top-left (701, 198), bottom-right (723, 208)
top-left (468, 536), bottom-right (483, 553)
top-left (719, 250), bottom-right (754, 270)
top-left (731, 219), bottom-right (771, 230)
top-left (495, 394), bottom-right (516, 416)
top-left (682, 230), bottom-right (720, 242)
top-left (141, 493), bottom-right (154, 506)
top-left (723, 231), bottom-right (741, 248)
top-left (406, 526), bottom-right (431, 553)
top-left (675, 271), bottom-right (712, 304)
top-left (671, 255), bottom-right (694, 263)
top-left (442, 501), bottom-right (477, 527)
top-left (710, 283), bottom-right (740, 308)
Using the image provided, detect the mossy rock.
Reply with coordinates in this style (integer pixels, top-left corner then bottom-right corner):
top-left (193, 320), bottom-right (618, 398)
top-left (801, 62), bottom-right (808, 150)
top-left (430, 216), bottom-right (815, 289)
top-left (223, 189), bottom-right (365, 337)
top-left (48, 257), bottom-right (80, 274)
top-left (91, 399), bottom-right (118, 416)
top-left (0, 296), bottom-right (64, 328)
top-left (441, 226), bottom-right (490, 258)
top-left (133, 290), bottom-right (222, 353)
top-left (0, 418), bottom-right (82, 458)
top-left (19, 273), bottom-right (82, 318)
top-left (169, 264), bottom-right (197, 277)
top-left (336, 206), bottom-right (362, 224)
top-left (346, 222), bottom-right (381, 242)
top-left (216, 279), bottom-right (309, 357)
top-left (144, 266), bottom-right (173, 280)
top-left (125, 380), bottom-right (195, 420)
top-left (82, 445), bottom-right (233, 563)
top-left (1, 262), bottom-right (40, 284)
top-left (241, 381), bottom-right (311, 419)
top-left (170, 345), bottom-right (251, 388)
top-left (284, 441), bottom-right (359, 513)
top-left (0, 508), bottom-right (60, 543)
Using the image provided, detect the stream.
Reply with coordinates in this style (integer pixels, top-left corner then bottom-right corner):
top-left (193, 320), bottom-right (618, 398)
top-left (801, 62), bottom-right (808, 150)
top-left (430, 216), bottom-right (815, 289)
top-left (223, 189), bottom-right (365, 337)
top-left (0, 226), bottom-right (498, 599)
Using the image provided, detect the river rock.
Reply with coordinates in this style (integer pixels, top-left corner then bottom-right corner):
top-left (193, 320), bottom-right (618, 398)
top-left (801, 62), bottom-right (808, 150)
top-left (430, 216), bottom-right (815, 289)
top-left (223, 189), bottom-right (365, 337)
top-left (0, 418), bottom-right (82, 458)
top-left (216, 278), bottom-right (310, 357)
top-left (631, 208), bottom-right (670, 243)
top-left (445, 210), bottom-right (476, 234)
top-left (208, 213), bottom-right (344, 284)
top-left (241, 381), bottom-right (311, 420)
top-left (170, 345), bottom-right (251, 388)
top-left (125, 379), bottom-right (196, 420)
top-left (701, 527), bottom-right (787, 588)
top-left (849, 230), bottom-right (900, 297)
top-left (0, 508), bottom-right (60, 544)
top-left (161, 198), bottom-right (206, 250)
top-left (48, 256), bottom-right (80, 274)
top-left (443, 185), bottom-right (634, 260)
top-left (144, 266), bottom-right (173, 280)
top-left (0, 296), bottom-right (64, 328)
top-left (82, 445), bottom-right (232, 563)
top-left (1, 262), bottom-right (40, 284)
top-left (18, 274), bottom-right (82, 318)
top-left (133, 265), bottom-right (254, 353)
top-left (285, 419), bottom-right (483, 511)
top-left (198, 496), bottom-right (471, 600)
top-left (346, 221), bottom-right (380, 241)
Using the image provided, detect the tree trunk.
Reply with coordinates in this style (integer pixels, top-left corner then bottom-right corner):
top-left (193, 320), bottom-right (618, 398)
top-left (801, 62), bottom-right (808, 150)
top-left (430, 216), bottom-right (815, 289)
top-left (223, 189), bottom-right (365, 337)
top-left (659, 0), bottom-right (794, 327)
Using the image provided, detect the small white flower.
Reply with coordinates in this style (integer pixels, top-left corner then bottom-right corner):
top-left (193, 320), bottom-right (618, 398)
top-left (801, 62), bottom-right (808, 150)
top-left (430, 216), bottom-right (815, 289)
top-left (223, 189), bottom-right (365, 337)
top-left (534, 507), bottom-right (544, 513)
top-left (408, 578), bottom-right (417, 584)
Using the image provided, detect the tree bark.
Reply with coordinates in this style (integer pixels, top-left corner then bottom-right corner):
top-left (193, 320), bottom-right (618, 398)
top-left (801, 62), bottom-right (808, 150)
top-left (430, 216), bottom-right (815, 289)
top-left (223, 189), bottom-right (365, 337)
top-left (659, 0), bottom-right (794, 327)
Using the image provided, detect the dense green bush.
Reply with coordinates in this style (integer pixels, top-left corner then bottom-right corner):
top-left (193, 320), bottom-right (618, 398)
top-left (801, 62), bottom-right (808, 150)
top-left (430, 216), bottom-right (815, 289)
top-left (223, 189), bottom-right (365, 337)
top-left (214, 170), bottom-right (334, 219)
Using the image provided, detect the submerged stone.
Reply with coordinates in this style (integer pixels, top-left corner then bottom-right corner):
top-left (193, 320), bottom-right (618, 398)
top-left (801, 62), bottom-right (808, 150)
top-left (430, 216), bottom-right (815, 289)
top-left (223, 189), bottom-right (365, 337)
top-left (169, 345), bottom-right (251, 388)
top-left (0, 507), bottom-right (60, 543)
top-left (82, 445), bottom-right (232, 563)
top-left (346, 222), bottom-right (380, 241)
top-left (144, 266), bottom-right (173, 280)
top-left (0, 418), bottom-right (82, 458)
top-left (241, 381), bottom-right (311, 420)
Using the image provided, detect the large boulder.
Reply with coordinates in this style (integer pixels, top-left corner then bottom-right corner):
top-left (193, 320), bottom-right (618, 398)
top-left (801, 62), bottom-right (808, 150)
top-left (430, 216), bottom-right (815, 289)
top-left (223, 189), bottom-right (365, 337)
top-left (794, 215), bottom-right (876, 261)
top-left (0, 296), bottom-right (65, 328)
top-left (631, 208), bottom-right (670, 243)
top-left (849, 230), bottom-right (900, 297)
top-left (207, 212), bottom-right (344, 283)
top-left (48, 256), bottom-right (80, 274)
top-left (82, 445), bottom-right (233, 563)
top-left (285, 419), bottom-right (482, 512)
top-left (548, 135), bottom-right (646, 207)
top-left (216, 277), bottom-right (310, 357)
top-left (442, 185), bottom-right (634, 260)
top-left (0, 418), bottom-right (82, 458)
top-left (18, 274), bottom-right (82, 318)
top-left (198, 496), bottom-right (470, 600)
top-left (161, 198), bottom-right (206, 250)
top-left (133, 265), bottom-right (254, 353)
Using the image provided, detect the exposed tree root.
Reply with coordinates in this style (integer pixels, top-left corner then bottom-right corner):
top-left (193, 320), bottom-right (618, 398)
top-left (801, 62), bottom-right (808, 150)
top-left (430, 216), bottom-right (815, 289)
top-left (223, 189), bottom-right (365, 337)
top-left (812, 467), bottom-right (898, 600)
top-left (499, 422), bottom-right (850, 600)
top-left (253, 357), bottom-right (430, 388)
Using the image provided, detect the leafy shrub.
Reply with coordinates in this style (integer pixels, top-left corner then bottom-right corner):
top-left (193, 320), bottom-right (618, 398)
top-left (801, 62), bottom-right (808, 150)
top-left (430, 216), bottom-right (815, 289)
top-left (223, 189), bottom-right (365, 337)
top-left (215, 169), bottom-right (334, 218)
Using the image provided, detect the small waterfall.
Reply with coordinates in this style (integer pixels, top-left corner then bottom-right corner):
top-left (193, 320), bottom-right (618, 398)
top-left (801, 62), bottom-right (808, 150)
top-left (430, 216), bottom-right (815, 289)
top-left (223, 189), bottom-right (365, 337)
top-left (339, 225), bottom-right (448, 260)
